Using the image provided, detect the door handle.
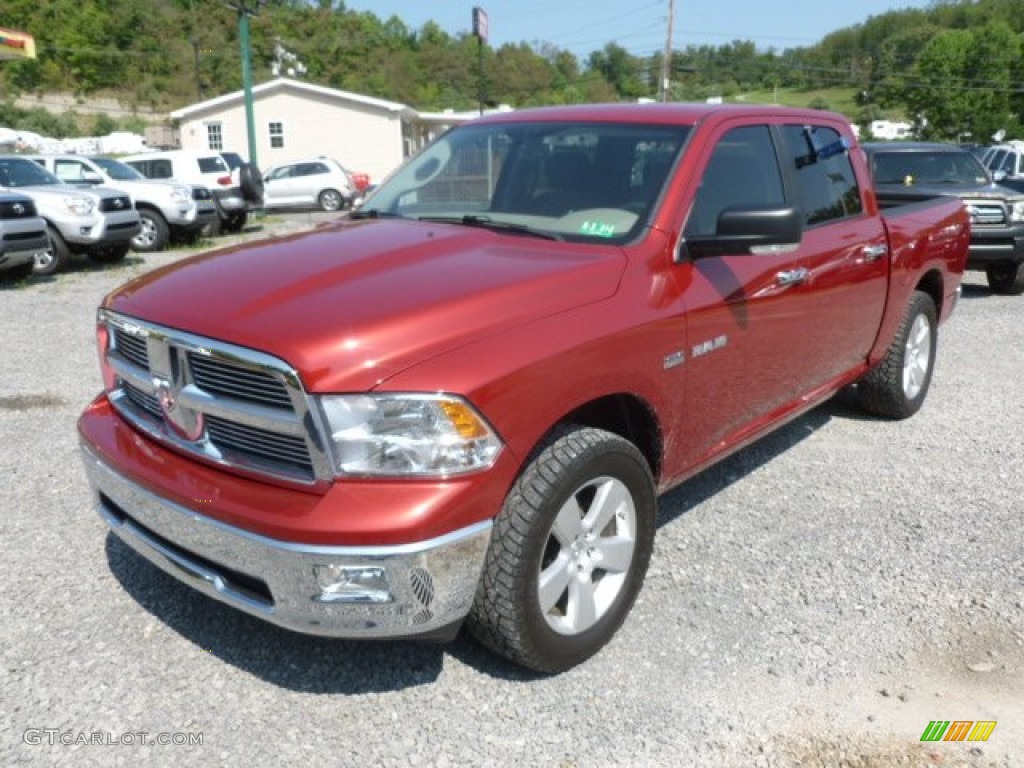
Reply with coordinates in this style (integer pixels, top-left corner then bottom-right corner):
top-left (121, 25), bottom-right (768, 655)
top-left (775, 267), bottom-right (809, 287)
top-left (862, 244), bottom-right (888, 262)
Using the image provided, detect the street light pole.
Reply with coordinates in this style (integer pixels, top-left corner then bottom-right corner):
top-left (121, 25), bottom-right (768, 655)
top-left (227, 1), bottom-right (261, 168)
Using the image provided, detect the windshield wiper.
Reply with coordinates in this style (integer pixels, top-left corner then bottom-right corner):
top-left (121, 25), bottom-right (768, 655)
top-left (418, 214), bottom-right (561, 241)
top-left (348, 208), bottom-right (404, 220)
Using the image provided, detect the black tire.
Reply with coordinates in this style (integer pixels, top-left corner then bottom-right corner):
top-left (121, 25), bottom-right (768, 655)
top-left (239, 162), bottom-right (264, 204)
top-left (318, 188), bottom-right (344, 212)
top-left (35, 225), bottom-right (72, 276)
top-left (89, 244), bottom-right (130, 264)
top-left (202, 215), bottom-right (222, 238)
top-left (986, 262), bottom-right (1024, 295)
top-left (2, 261), bottom-right (34, 282)
top-left (131, 209), bottom-right (170, 252)
top-left (467, 426), bottom-right (657, 673)
top-left (222, 211), bottom-right (248, 233)
top-left (857, 290), bottom-right (938, 420)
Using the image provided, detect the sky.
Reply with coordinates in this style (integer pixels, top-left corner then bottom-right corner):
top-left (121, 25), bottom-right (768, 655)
top-left (342, 0), bottom-right (937, 60)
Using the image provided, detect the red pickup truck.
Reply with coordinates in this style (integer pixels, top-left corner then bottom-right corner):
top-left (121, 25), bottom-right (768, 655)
top-left (78, 104), bottom-right (968, 673)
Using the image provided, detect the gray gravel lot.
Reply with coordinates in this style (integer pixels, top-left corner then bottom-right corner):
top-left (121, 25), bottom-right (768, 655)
top-left (2, 215), bottom-right (1022, 767)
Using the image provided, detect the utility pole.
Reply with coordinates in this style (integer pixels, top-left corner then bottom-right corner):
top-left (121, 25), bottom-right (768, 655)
top-left (473, 7), bottom-right (489, 116)
top-left (227, 1), bottom-right (261, 167)
top-left (659, 0), bottom-right (675, 102)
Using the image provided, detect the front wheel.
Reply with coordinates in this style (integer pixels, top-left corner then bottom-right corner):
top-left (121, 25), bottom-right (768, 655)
top-left (132, 210), bottom-right (170, 252)
top-left (35, 226), bottom-right (72, 275)
top-left (857, 290), bottom-right (937, 419)
top-left (467, 426), bottom-right (656, 673)
top-left (986, 262), bottom-right (1024, 295)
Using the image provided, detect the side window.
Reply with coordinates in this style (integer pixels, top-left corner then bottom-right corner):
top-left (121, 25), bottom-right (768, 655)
top-left (54, 159), bottom-right (88, 182)
top-left (269, 122), bottom-right (284, 149)
top-left (150, 160), bottom-right (173, 179)
top-left (781, 125), bottom-right (863, 226)
top-left (309, 162), bottom-right (329, 176)
top-left (685, 125), bottom-right (785, 237)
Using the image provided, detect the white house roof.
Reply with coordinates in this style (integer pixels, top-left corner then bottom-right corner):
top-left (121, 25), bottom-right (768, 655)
top-left (170, 77), bottom-right (414, 120)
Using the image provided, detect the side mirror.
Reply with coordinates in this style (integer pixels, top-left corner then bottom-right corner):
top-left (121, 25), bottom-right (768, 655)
top-left (82, 170), bottom-right (103, 184)
top-left (992, 170), bottom-right (1007, 183)
top-left (682, 205), bottom-right (802, 260)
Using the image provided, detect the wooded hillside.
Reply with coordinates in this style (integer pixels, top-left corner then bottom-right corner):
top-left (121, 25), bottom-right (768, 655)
top-left (2, 0), bottom-right (1023, 141)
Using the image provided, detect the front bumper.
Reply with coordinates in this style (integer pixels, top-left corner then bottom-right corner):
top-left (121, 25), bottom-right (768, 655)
top-left (80, 440), bottom-right (492, 639)
top-left (967, 229), bottom-right (1024, 268)
top-left (62, 210), bottom-right (141, 248)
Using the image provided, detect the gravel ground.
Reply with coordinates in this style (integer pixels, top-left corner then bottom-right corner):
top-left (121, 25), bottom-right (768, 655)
top-left (2, 216), bottom-right (1022, 767)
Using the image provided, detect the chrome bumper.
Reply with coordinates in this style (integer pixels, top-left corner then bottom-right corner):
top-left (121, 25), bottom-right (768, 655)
top-left (80, 441), bottom-right (491, 639)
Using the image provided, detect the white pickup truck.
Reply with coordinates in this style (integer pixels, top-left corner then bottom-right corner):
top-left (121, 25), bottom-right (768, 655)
top-left (0, 191), bottom-right (49, 281)
top-left (0, 155), bottom-right (140, 275)
top-left (30, 155), bottom-right (216, 252)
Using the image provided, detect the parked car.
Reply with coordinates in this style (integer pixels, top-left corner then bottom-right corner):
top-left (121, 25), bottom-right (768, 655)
top-left (864, 141), bottom-right (1024, 295)
top-left (0, 155), bottom-right (140, 275)
top-left (0, 191), bottom-right (49, 282)
top-left (262, 157), bottom-right (361, 211)
top-left (981, 140), bottom-right (1024, 193)
top-left (121, 150), bottom-right (262, 234)
top-left (80, 104), bottom-right (969, 673)
top-left (29, 154), bottom-right (215, 252)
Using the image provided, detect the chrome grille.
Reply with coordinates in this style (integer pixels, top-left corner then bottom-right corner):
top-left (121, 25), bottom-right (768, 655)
top-left (188, 353), bottom-right (293, 409)
top-left (122, 381), bottom-right (162, 420)
top-left (205, 415), bottom-right (313, 475)
top-left (965, 200), bottom-right (1006, 226)
top-left (101, 310), bottom-right (329, 485)
top-left (113, 328), bottom-right (149, 369)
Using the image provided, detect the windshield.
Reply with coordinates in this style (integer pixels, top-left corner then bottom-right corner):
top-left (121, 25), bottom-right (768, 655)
top-left (90, 157), bottom-right (145, 181)
top-left (0, 157), bottom-right (63, 187)
top-left (873, 151), bottom-right (990, 187)
top-left (361, 120), bottom-right (691, 243)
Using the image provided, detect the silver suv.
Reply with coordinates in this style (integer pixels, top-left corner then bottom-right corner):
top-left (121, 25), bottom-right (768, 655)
top-left (0, 155), bottom-right (141, 275)
top-left (0, 191), bottom-right (49, 282)
top-left (29, 155), bottom-right (216, 252)
top-left (121, 150), bottom-right (263, 234)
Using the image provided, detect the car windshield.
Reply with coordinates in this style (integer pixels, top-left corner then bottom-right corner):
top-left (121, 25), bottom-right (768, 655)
top-left (0, 157), bottom-right (63, 187)
top-left (90, 157), bottom-right (146, 181)
top-left (873, 151), bottom-right (990, 186)
top-left (359, 120), bottom-right (691, 243)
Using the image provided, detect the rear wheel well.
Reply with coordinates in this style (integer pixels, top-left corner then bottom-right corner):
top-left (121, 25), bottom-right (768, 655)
top-left (915, 269), bottom-right (944, 318)
top-left (556, 394), bottom-right (663, 482)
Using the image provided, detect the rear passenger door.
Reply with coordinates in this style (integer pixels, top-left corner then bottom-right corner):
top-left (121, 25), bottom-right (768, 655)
top-left (776, 124), bottom-right (888, 388)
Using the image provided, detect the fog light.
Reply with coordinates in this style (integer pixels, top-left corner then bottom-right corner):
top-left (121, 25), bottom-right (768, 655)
top-left (314, 565), bottom-right (393, 603)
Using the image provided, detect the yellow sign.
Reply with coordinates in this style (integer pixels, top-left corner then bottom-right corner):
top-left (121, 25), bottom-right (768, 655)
top-left (0, 27), bottom-right (36, 61)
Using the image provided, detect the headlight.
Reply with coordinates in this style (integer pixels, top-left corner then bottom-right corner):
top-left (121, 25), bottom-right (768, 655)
top-left (1010, 201), bottom-right (1024, 223)
top-left (64, 195), bottom-right (95, 215)
top-left (170, 185), bottom-right (193, 203)
top-left (316, 394), bottom-right (502, 477)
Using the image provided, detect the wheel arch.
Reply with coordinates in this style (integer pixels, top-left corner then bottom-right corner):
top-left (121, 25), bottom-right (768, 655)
top-left (545, 393), bottom-right (664, 483)
top-left (914, 267), bottom-right (944, 318)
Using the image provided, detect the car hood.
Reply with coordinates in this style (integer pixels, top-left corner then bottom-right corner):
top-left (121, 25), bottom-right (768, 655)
top-left (104, 218), bottom-right (626, 392)
top-left (101, 177), bottom-right (188, 197)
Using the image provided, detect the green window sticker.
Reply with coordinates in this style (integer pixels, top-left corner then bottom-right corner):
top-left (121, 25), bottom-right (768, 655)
top-left (579, 220), bottom-right (616, 238)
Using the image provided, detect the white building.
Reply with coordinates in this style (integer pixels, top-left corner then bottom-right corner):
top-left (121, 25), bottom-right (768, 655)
top-left (170, 77), bottom-right (478, 185)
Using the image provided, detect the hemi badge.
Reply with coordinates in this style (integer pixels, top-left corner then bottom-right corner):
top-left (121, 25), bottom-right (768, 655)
top-left (663, 351), bottom-right (685, 370)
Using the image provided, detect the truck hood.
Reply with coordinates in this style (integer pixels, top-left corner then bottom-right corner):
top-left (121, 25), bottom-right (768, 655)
top-left (104, 219), bottom-right (626, 392)
top-left (16, 184), bottom-right (128, 202)
top-left (875, 181), bottom-right (1024, 202)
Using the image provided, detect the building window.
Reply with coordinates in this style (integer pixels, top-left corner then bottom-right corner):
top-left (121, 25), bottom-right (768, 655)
top-left (269, 122), bottom-right (284, 149)
top-left (206, 122), bottom-right (223, 151)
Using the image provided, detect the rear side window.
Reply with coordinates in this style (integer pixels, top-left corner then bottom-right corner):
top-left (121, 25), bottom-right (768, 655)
top-left (781, 125), bottom-right (863, 226)
top-left (685, 125), bottom-right (785, 238)
top-left (197, 156), bottom-right (228, 174)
